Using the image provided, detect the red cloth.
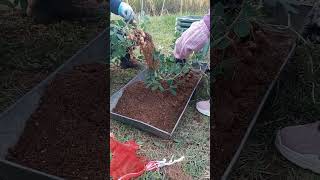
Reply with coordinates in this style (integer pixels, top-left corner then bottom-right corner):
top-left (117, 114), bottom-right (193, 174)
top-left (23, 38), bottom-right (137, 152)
top-left (110, 135), bottom-right (147, 180)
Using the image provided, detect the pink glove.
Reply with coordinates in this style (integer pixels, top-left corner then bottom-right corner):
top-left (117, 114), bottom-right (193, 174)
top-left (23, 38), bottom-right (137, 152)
top-left (174, 12), bottom-right (210, 60)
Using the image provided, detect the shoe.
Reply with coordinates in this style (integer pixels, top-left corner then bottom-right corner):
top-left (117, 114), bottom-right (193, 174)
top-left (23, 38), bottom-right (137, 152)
top-left (196, 100), bottom-right (210, 117)
top-left (275, 121), bottom-right (320, 174)
top-left (120, 53), bottom-right (138, 69)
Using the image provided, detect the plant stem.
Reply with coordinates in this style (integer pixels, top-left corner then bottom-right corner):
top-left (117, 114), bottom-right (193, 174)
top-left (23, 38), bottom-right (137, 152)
top-left (212, 0), bottom-right (247, 46)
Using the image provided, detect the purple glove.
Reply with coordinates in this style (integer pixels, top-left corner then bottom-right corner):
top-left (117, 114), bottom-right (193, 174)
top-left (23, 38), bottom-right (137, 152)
top-left (174, 10), bottom-right (210, 60)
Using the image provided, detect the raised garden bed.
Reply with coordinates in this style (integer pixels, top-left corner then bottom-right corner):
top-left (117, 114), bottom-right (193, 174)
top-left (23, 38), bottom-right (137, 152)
top-left (0, 31), bottom-right (108, 180)
top-left (110, 66), bottom-right (206, 139)
top-left (212, 25), bottom-right (297, 179)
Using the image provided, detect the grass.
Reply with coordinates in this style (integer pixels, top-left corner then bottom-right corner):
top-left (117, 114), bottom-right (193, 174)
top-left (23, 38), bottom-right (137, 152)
top-left (110, 14), bottom-right (210, 179)
top-left (125, 0), bottom-right (209, 16)
top-left (230, 44), bottom-right (320, 179)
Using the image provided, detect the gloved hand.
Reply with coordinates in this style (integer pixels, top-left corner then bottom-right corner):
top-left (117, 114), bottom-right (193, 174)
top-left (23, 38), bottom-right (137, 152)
top-left (118, 2), bottom-right (135, 22)
top-left (173, 13), bottom-right (210, 60)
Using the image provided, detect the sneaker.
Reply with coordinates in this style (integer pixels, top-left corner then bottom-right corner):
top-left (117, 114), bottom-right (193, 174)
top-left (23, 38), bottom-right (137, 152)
top-left (196, 100), bottom-right (210, 117)
top-left (275, 121), bottom-right (320, 174)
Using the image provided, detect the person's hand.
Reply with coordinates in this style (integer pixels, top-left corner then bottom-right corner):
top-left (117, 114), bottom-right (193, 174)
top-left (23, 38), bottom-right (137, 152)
top-left (118, 2), bottom-right (135, 22)
top-left (174, 20), bottom-right (210, 60)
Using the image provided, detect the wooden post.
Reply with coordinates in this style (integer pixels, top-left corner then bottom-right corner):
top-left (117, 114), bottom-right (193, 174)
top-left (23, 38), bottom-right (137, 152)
top-left (180, 0), bottom-right (183, 15)
top-left (160, 0), bottom-right (166, 16)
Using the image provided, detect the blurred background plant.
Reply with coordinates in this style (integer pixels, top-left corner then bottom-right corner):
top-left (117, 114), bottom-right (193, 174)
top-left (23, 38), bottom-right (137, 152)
top-left (0, 0), bottom-right (28, 14)
top-left (124, 0), bottom-right (209, 16)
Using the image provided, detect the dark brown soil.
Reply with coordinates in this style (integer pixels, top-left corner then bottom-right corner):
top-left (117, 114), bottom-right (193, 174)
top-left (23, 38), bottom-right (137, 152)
top-left (212, 26), bottom-right (295, 179)
top-left (6, 63), bottom-right (108, 180)
top-left (113, 71), bottom-right (201, 132)
top-left (0, 9), bottom-right (106, 113)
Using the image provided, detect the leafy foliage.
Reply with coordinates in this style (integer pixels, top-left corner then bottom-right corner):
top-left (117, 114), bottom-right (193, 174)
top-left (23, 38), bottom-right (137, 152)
top-left (0, 0), bottom-right (15, 8)
top-left (0, 0), bottom-right (28, 13)
top-left (212, 1), bottom-right (260, 49)
top-left (110, 15), bottom-right (151, 65)
top-left (110, 20), bottom-right (135, 65)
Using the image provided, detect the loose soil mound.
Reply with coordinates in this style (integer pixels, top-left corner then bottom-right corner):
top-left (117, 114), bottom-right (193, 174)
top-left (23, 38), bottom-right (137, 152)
top-left (212, 26), bottom-right (295, 179)
top-left (6, 63), bottom-right (108, 180)
top-left (113, 71), bottom-right (201, 132)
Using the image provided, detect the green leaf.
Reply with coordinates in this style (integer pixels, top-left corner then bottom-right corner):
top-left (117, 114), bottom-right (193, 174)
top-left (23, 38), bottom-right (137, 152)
top-left (213, 38), bottom-right (231, 49)
top-left (170, 87), bottom-right (177, 96)
top-left (159, 54), bottom-right (164, 60)
top-left (182, 65), bottom-right (190, 74)
top-left (0, 0), bottom-right (15, 8)
top-left (233, 20), bottom-right (251, 38)
top-left (214, 2), bottom-right (224, 17)
top-left (116, 34), bottom-right (124, 41)
top-left (151, 85), bottom-right (158, 91)
top-left (146, 82), bottom-right (152, 88)
top-left (20, 0), bottom-right (28, 11)
top-left (117, 20), bottom-right (126, 27)
top-left (167, 79), bottom-right (174, 86)
top-left (241, 2), bottom-right (257, 18)
top-left (159, 84), bottom-right (165, 92)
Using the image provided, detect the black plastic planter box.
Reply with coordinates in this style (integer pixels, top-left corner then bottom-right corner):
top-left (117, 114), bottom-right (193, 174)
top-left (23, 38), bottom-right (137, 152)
top-left (110, 63), bottom-right (208, 139)
top-left (0, 30), bottom-right (108, 180)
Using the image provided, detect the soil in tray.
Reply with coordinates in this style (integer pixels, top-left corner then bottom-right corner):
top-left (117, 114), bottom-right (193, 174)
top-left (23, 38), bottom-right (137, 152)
top-left (6, 63), bottom-right (108, 180)
top-left (113, 71), bottom-right (201, 132)
top-left (212, 25), bottom-right (295, 179)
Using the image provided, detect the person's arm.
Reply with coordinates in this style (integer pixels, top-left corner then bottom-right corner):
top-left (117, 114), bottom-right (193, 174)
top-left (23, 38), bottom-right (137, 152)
top-left (173, 10), bottom-right (210, 60)
top-left (110, 0), bottom-right (122, 15)
top-left (111, 0), bottom-right (135, 22)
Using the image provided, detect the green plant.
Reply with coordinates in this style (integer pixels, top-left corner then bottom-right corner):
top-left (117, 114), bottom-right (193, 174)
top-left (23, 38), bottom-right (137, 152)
top-left (110, 15), bottom-right (151, 65)
top-left (0, 0), bottom-right (28, 13)
top-left (144, 46), bottom-right (209, 95)
top-left (0, 0), bottom-right (14, 8)
top-left (212, 1), bottom-right (260, 49)
top-left (110, 20), bottom-right (135, 65)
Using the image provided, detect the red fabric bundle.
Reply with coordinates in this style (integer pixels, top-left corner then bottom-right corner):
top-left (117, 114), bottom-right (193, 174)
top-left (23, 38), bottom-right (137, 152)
top-left (110, 134), bottom-right (147, 180)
